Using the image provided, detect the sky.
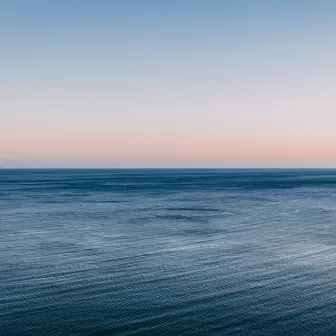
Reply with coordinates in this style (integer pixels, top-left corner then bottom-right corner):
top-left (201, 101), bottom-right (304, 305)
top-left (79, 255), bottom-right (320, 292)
top-left (1, 0), bottom-right (336, 168)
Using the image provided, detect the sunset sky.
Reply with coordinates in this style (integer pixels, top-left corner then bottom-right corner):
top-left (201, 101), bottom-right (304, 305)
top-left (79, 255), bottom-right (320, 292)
top-left (1, 0), bottom-right (336, 168)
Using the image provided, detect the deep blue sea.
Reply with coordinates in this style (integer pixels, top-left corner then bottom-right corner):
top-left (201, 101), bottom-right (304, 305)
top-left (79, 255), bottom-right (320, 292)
top-left (1, 169), bottom-right (336, 335)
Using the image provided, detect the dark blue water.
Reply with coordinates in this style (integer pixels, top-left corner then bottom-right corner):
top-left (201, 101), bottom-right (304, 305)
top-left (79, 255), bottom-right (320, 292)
top-left (1, 169), bottom-right (336, 335)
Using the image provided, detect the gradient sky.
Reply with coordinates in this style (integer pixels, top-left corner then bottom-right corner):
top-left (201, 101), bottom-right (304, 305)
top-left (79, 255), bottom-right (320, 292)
top-left (1, 0), bottom-right (336, 168)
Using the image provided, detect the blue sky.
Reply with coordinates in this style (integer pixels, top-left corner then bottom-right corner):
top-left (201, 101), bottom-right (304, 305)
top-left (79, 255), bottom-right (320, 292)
top-left (1, 1), bottom-right (336, 167)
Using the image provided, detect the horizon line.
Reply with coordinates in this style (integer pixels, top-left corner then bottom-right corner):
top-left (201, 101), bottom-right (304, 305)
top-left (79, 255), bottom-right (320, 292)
top-left (1, 167), bottom-right (336, 170)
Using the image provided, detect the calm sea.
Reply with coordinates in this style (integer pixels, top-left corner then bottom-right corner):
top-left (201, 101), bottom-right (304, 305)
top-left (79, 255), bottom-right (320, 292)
top-left (1, 169), bottom-right (336, 335)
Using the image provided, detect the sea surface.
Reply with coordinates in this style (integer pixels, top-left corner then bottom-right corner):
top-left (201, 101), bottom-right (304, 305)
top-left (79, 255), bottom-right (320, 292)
top-left (1, 169), bottom-right (336, 335)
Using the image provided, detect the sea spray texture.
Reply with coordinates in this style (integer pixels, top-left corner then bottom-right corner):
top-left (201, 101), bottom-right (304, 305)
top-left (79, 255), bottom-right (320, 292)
top-left (1, 169), bottom-right (336, 336)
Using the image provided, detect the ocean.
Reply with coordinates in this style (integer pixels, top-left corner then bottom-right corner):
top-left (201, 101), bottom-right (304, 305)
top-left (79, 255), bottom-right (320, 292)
top-left (1, 169), bottom-right (336, 335)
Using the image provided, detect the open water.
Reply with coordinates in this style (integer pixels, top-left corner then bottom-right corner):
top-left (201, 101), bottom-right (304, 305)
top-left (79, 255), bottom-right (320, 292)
top-left (1, 169), bottom-right (336, 335)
